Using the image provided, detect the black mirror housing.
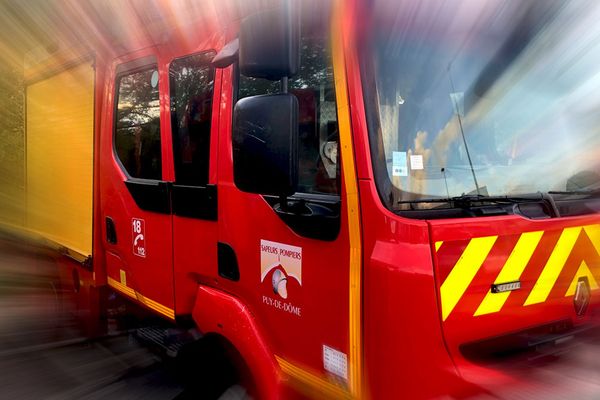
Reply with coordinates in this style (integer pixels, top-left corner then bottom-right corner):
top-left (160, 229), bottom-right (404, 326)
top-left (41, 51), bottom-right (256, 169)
top-left (239, 5), bottom-right (300, 80)
top-left (233, 93), bottom-right (298, 196)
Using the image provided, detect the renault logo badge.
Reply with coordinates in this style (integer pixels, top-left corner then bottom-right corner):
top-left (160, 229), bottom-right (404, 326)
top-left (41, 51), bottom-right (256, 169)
top-left (574, 277), bottom-right (591, 317)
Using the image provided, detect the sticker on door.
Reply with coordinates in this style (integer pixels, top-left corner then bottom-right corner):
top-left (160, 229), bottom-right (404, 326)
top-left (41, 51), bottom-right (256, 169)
top-left (260, 240), bottom-right (303, 316)
top-left (132, 218), bottom-right (146, 257)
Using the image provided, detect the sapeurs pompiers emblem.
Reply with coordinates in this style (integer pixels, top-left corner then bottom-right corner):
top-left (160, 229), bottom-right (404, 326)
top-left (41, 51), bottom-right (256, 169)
top-left (260, 240), bottom-right (303, 316)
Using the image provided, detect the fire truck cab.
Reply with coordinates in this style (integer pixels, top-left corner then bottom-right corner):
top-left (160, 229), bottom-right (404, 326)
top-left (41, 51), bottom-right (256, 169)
top-left (23, 0), bottom-right (600, 398)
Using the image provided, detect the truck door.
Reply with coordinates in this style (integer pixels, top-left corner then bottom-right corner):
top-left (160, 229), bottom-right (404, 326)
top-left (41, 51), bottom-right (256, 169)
top-left (101, 54), bottom-right (175, 320)
top-left (216, 6), bottom-right (358, 391)
top-left (168, 52), bottom-right (220, 314)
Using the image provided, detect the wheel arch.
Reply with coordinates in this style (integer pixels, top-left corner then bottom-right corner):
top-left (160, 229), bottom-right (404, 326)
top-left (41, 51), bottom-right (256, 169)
top-left (191, 285), bottom-right (282, 400)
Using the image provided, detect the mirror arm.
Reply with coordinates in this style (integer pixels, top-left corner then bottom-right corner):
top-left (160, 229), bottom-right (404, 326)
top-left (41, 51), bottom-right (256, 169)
top-left (278, 76), bottom-right (290, 208)
top-left (279, 194), bottom-right (288, 212)
top-left (211, 38), bottom-right (239, 68)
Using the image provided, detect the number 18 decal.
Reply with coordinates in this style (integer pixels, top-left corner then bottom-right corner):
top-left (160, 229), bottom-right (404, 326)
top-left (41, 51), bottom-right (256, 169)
top-left (132, 218), bottom-right (146, 257)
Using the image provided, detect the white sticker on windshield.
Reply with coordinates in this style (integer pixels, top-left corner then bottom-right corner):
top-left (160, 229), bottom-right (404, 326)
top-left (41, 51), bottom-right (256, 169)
top-left (392, 151), bottom-right (408, 176)
top-left (410, 154), bottom-right (424, 170)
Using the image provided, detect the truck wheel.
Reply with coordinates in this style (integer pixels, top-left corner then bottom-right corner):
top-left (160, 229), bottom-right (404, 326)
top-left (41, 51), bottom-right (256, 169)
top-left (217, 384), bottom-right (251, 400)
top-left (175, 334), bottom-right (254, 400)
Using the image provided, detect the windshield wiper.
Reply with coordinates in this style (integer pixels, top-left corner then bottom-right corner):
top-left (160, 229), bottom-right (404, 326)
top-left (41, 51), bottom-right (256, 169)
top-left (397, 193), bottom-right (545, 205)
top-left (397, 193), bottom-right (545, 207)
top-left (548, 188), bottom-right (600, 197)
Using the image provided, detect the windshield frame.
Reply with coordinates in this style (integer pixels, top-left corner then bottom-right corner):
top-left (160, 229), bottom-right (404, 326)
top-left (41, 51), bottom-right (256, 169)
top-left (357, 1), bottom-right (600, 219)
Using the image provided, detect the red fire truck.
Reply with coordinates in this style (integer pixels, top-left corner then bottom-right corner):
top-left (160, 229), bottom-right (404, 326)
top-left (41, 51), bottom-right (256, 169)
top-left (20, 0), bottom-right (600, 398)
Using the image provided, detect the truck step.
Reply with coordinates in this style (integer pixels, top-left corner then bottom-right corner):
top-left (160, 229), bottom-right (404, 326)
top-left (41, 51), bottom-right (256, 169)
top-left (135, 326), bottom-right (201, 358)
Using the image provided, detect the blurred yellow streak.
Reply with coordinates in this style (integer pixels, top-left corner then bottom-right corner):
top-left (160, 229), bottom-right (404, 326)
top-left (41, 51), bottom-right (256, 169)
top-left (26, 62), bottom-right (94, 256)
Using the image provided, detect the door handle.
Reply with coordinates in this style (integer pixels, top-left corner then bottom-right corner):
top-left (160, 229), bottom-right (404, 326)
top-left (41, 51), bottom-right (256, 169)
top-left (218, 242), bottom-right (240, 281)
top-left (106, 216), bottom-right (117, 244)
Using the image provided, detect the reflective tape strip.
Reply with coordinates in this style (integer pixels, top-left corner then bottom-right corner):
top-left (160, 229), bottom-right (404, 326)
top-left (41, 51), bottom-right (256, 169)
top-left (136, 292), bottom-right (175, 320)
top-left (276, 356), bottom-right (351, 399)
top-left (331, 1), bottom-right (362, 395)
top-left (435, 241), bottom-right (443, 252)
top-left (108, 277), bottom-right (175, 320)
top-left (119, 269), bottom-right (127, 286)
top-left (474, 231), bottom-right (544, 316)
top-left (524, 227), bottom-right (582, 306)
top-left (108, 276), bottom-right (135, 297)
top-left (565, 261), bottom-right (599, 296)
top-left (440, 236), bottom-right (498, 321)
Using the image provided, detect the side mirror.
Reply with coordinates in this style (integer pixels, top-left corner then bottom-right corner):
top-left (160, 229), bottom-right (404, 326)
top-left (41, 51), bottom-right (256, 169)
top-left (211, 2), bottom-right (300, 80)
top-left (239, 5), bottom-right (300, 80)
top-left (233, 94), bottom-right (298, 196)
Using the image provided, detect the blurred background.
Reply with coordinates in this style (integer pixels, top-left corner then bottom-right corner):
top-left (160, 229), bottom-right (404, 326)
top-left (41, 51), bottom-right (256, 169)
top-left (0, 0), bottom-right (599, 399)
top-left (0, 1), bottom-right (244, 399)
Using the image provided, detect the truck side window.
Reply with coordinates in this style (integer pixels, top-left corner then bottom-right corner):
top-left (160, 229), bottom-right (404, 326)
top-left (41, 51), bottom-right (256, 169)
top-left (238, 21), bottom-right (339, 195)
top-left (169, 52), bottom-right (215, 186)
top-left (114, 67), bottom-right (162, 180)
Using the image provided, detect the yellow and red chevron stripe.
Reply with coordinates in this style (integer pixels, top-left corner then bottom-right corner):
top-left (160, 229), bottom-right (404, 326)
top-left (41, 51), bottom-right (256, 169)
top-left (436, 224), bottom-right (600, 321)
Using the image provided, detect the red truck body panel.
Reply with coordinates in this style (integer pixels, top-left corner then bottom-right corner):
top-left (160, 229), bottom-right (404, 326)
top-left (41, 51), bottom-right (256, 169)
top-left (80, 0), bottom-right (600, 398)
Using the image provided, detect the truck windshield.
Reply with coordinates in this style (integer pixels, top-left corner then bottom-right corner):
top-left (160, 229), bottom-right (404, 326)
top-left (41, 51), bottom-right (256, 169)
top-left (361, 0), bottom-right (600, 214)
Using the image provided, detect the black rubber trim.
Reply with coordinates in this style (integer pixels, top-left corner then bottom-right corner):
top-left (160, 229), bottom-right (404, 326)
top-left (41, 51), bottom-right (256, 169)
top-left (263, 193), bottom-right (341, 241)
top-left (172, 184), bottom-right (217, 221)
top-left (124, 179), bottom-right (171, 214)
